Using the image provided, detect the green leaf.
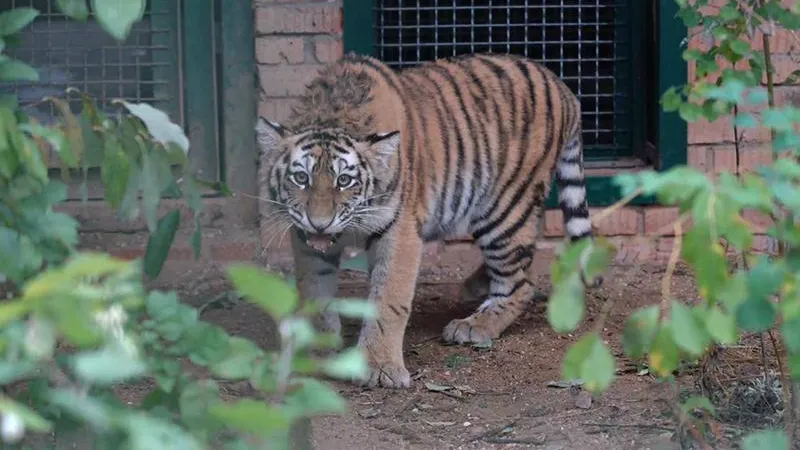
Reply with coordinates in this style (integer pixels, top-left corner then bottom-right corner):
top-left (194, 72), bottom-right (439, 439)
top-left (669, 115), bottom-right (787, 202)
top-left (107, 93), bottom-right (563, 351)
top-left (680, 395), bottom-right (716, 416)
top-left (729, 39), bottom-right (750, 56)
top-left (143, 209), bottom-right (181, 280)
top-left (705, 307), bottom-right (738, 345)
top-left (322, 347), bottom-right (369, 380)
top-left (0, 8), bottom-right (38, 36)
top-left (670, 300), bottom-right (710, 357)
top-left (179, 380), bottom-right (222, 434)
top-left (547, 273), bottom-right (584, 333)
top-left (209, 337), bottom-right (263, 380)
top-left (648, 325), bottom-right (680, 377)
top-left (736, 295), bottom-right (776, 333)
top-left (48, 389), bottom-right (113, 431)
top-left (679, 102), bottom-right (705, 122)
top-left (100, 136), bottom-right (131, 209)
top-left (283, 377), bottom-right (347, 418)
top-left (0, 59), bottom-right (39, 82)
top-left (741, 430), bottom-right (789, 450)
top-left (209, 399), bottom-right (288, 437)
top-left (122, 101), bottom-right (189, 154)
top-left (622, 306), bottom-right (660, 358)
top-left (90, 0), bottom-right (145, 41)
top-left (0, 397), bottom-right (51, 432)
top-left (141, 150), bottom-right (161, 233)
top-left (781, 317), bottom-right (800, 354)
top-left (125, 414), bottom-right (204, 450)
top-left (733, 112), bottom-right (759, 129)
top-left (226, 264), bottom-right (298, 320)
top-left (562, 333), bottom-right (615, 393)
top-left (660, 87), bottom-right (683, 112)
top-left (325, 299), bottom-right (376, 320)
top-left (56, 0), bottom-right (89, 20)
top-left (73, 347), bottom-right (147, 385)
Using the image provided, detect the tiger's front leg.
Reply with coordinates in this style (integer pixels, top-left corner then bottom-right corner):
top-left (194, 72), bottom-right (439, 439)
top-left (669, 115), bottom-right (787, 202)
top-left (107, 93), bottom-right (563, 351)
top-left (358, 216), bottom-right (422, 389)
top-left (291, 230), bottom-right (343, 336)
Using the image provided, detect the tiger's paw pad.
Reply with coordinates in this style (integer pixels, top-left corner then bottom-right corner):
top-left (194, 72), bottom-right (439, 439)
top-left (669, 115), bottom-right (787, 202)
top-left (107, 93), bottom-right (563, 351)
top-left (442, 318), bottom-right (496, 344)
top-left (359, 363), bottom-right (410, 389)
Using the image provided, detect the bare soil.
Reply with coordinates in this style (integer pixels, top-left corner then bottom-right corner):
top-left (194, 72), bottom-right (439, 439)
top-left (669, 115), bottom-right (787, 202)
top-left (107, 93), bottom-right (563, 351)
top-left (138, 246), bottom-right (723, 450)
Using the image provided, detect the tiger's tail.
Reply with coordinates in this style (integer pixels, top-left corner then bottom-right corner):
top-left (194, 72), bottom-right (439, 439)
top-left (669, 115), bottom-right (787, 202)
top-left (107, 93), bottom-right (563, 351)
top-left (556, 126), bottom-right (592, 243)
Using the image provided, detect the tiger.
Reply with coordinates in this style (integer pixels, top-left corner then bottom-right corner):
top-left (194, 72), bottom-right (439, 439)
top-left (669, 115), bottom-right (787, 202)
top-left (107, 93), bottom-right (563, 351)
top-left (255, 52), bottom-right (597, 389)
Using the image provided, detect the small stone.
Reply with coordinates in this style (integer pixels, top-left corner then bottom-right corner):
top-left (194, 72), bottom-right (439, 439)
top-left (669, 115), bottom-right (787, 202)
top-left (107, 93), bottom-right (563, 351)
top-left (574, 390), bottom-right (593, 409)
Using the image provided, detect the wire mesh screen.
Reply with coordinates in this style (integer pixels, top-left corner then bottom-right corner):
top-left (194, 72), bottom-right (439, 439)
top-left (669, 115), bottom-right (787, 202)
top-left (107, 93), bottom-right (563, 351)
top-left (0, 0), bottom-right (180, 128)
top-left (374, 0), bottom-right (632, 158)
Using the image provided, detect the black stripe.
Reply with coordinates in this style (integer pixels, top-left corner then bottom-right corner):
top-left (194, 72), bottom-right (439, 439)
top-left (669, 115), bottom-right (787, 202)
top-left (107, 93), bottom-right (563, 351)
top-left (431, 86), bottom-right (453, 225)
top-left (487, 279), bottom-right (533, 299)
top-left (424, 64), bottom-right (481, 221)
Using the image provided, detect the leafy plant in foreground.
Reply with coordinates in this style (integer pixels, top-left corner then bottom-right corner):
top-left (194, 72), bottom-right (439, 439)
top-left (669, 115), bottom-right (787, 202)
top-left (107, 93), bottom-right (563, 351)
top-left (0, 2), bottom-right (370, 449)
top-left (549, 1), bottom-right (800, 448)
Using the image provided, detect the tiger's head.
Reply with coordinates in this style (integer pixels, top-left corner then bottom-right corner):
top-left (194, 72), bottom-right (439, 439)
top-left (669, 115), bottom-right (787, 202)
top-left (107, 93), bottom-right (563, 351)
top-left (256, 117), bottom-right (401, 252)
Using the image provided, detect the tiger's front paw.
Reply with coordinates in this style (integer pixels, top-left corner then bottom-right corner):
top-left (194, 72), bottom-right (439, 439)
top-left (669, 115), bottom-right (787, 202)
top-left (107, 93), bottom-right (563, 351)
top-left (442, 317), bottom-right (496, 344)
top-left (359, 361), bottom-right (410, 389)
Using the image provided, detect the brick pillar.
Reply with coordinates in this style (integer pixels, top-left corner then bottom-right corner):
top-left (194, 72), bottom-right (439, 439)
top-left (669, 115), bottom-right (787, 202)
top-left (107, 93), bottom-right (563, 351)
top-left (254, 0), bottom-right (344, 260)
top-left (254, 1), bottom-right (344, 125)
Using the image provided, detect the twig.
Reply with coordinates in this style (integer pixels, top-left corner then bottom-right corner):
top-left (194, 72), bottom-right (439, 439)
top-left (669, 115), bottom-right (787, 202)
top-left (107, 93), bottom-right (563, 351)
top-left (591, 188), bottom-right (643, 226)
top-left (484, 435), bottom-right (547, 445)
top-left (592, 292), bottom-right (616, 335)
top-left (581, 422), bottom-right (675, 432)
top-left (661, 221), bottom-right (683, 319)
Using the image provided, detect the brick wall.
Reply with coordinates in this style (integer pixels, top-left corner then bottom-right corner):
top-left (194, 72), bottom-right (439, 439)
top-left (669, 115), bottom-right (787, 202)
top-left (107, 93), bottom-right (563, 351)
top-left (255, 0), bottom-right (344, 125)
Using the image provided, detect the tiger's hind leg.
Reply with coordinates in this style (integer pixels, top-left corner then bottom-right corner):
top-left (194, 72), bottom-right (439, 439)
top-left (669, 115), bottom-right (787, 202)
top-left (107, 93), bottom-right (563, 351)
top-left (443, 202), bottom-right (544, 344)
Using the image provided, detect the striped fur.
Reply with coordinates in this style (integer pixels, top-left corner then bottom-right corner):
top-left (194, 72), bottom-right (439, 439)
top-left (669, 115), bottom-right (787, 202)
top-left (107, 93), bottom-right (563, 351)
top-left (256, 53), bottom-right (595, 389)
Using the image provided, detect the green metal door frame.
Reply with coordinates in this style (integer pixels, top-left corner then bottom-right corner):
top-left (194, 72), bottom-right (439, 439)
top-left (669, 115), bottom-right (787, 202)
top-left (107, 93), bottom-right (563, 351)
top-left (342, 0), bottom-right (687, 207)
top-left (180, 0), bottom-right (257, 218)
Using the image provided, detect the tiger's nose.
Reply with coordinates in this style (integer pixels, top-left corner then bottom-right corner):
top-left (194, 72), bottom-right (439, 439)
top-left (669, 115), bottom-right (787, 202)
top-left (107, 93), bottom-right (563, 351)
top-left (309, 216), bottom-right (334, 233)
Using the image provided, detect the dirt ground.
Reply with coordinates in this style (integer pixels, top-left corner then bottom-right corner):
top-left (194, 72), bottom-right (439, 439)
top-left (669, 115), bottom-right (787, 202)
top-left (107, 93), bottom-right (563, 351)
top-left (137, 245), bottom-right (731, 450)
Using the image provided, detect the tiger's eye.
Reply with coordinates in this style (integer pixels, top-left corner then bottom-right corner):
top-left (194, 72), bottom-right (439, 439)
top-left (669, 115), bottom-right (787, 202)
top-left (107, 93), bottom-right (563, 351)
top-left (336, 174), bottom-right (353, 188)
top-left (292, 172), bottom-right (309, 186)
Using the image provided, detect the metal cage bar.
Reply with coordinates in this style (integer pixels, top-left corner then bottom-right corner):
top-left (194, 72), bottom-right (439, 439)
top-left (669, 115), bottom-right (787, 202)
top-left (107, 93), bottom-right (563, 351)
top-left (0, 0), bottom-right (182, 170)
top-left (373, 0), bottom-right (635, 160)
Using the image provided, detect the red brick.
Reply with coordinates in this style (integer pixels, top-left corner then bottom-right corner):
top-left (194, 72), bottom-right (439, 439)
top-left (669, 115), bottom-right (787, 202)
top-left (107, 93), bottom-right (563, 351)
top-left (255, 36), bottom-right (305, 64)
top-left (543, 209), bottom-right (564, 237)
top-left (589, 207), bottom-right (641, 236)
top-left (739, 147), bottom-right (772, 172)
top-left (644, 207), bottom-right (679, 235)
top-left (688, 146), bottom-right (711, 172)
top-left (614, 237), bottom-right (656, 263)
top-left (258, 65), bottom-right (323, 96)
top-left (314, 37), bottom-right (343, 63)
top-left (712, 146), bottom-right (738, 174)
top-left (255, 5), bottom-right (342, 35)
top-left (211, 240), bottom-right (262, 261)
top-left (770, 54), bottom-right (800, 85)
top-left (258, 98), bottom-right (297, 124)
top-left (775, 86), bottom-right (800, 108)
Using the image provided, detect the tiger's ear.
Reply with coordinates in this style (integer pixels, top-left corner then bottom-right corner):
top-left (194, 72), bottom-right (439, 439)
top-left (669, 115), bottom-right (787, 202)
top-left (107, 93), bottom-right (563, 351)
top-left (365, 131), bottom-right (400, 168)
top-left (255, 117), bottom-right (290, 154)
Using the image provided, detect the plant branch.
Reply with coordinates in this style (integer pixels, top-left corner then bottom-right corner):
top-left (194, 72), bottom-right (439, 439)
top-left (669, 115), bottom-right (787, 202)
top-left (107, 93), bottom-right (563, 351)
top-left (661, 221), bottom-right (683, 320)
top-left (591, 188), bottom-right (643, 226)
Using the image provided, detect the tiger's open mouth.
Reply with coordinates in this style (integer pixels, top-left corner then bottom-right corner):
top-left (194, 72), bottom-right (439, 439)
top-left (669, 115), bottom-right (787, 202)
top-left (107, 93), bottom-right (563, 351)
top-left (299, 230), bottom-right (339, 254)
